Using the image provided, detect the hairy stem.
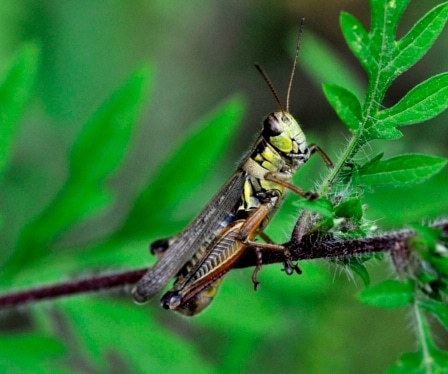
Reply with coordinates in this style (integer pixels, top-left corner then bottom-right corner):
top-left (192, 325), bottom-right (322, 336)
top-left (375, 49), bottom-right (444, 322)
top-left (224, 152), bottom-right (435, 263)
top-left (413, 303), bottom-right (433, 373)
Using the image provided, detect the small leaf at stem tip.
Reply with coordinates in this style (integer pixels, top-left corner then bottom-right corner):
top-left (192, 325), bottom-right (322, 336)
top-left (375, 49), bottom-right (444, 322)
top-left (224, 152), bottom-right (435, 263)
top-left (334, 198), bottom-right (363, 221)
top-left (294, 197), bottom-right (333, 219)
top-left (323, 84), bottom-right (362, 133)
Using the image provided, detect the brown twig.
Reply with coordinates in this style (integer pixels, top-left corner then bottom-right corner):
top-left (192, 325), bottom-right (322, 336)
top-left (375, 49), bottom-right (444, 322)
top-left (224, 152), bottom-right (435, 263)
top-left (1, 220), bottom-right (447, 310)
top-left (0, 268), bottom-right (147, 309)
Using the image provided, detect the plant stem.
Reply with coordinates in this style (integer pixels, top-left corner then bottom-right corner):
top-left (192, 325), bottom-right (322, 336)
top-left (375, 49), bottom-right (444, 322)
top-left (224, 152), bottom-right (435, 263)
top-left (1, 220), bottom-right (446, 310)
top-left (0, 268), bottom-right (147, 309)
top-left (413, 303), bottom-right (433, 373)
top-left (319, 135), bottom-right (358, 192)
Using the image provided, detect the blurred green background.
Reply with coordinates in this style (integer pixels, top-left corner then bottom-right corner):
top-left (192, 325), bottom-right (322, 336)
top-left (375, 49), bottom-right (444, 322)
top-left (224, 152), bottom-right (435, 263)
top-left (0, 0), bottom-right (447, 373)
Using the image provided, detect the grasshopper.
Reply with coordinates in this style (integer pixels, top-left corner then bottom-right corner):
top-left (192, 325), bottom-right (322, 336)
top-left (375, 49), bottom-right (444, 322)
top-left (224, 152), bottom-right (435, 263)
top-left (132, 20), bottom-right (332, 315)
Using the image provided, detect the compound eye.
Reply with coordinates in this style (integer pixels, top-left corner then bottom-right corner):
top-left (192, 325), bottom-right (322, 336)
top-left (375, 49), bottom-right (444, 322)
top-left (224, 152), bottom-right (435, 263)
top-left (263, 114), bottom-right (284, 137)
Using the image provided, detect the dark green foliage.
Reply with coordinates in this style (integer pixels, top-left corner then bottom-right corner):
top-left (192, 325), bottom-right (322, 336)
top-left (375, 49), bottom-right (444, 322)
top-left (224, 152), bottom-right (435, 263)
top-left (0, 44), bottom-right (39, 177)
top-left (2, 66), bottom-right (153, 277)
top-left (118, 96), bottom-right (245, 239)
top-left (318, 1), bottom-right (448, 370)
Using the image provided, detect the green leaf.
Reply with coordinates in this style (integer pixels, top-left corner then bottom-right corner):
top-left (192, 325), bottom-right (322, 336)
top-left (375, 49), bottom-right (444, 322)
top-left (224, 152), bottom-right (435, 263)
top-left (376, 73), bottom-right (448, 129)
top-left (359, 154), bottom-right (447, 188)
top-left (70, 65), bottom-right (153, 183)
top-left (340, 12), bottom-right (373, 73)
top-left (358, 279), bottom-right (414, 308)
top-left (118, 95), bottom-right (246, 239)
top-left (431, 257), bottom-right (448, 277)
top-left (342, 0), bottom-right (410, 81)
top-left (3, 65), bottom-right (152, 276)
top-left (429, 348), bottom-right (448, 373)
top-left (394, 2), bottom-right (448, 77)
top-left (350, 260), bottom-right (370, 286)
top-left (0, 43), bottom-right (40, 176)
top-left (322, 84), bottom-right (362, 133)
top-left (368, 0), bottom-right (410, 78)
top-left (360, 153), bottom-right (383, 170)
top-left (364, 120), bottom-right (403, 141)
top-left (336, 0), bottom-right (448, 151)
top-left (342, 1), bottom-right (448, 108)
top-left (369, 0), bottom-right (410, 42)
top-left (334, 198), bottom-right (363, 221)
top-left (388, 349), bottom-right (448, 374)
top-left (294, 197), bottom-right (333, 219)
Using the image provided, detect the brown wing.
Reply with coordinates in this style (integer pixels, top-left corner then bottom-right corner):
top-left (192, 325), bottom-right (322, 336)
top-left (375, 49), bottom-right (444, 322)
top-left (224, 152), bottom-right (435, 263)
top-left (132, 170), bottom-right (247, 303)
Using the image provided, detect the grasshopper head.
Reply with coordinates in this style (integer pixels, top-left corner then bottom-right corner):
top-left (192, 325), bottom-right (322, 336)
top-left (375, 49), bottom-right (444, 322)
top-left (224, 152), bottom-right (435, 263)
top-left (262, 111), bottom-right (308, 158)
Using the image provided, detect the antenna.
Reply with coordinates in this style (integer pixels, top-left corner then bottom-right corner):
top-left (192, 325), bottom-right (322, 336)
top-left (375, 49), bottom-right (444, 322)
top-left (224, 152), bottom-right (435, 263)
top-left (286, 18), bottom-right (305, 112)
top-left (255, 63), bottom-right (285, 113)
top-left (255, 18), bottom-right (306, 114)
